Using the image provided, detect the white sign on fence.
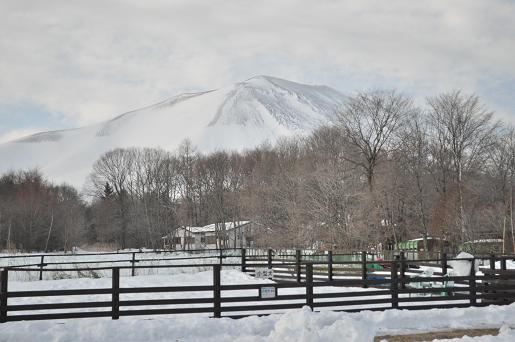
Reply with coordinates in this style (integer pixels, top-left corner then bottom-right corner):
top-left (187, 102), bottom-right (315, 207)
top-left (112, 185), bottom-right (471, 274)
top-left (255, 268), bottom-right (274, 279)
top-left (260, 286), bottom-right (276, 299)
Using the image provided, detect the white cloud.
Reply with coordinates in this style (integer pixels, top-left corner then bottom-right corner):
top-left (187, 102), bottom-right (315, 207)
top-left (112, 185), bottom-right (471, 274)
top-left (0, 0), bottom-right (514, 127)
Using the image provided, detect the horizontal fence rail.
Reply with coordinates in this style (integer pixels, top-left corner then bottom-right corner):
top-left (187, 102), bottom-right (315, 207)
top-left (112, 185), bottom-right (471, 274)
top-left (1, 248), bottom-right (515, 322)
top-left (2, 248), bottom-right (514, 281)
top-left (0, 249), bottom-right (245, 281)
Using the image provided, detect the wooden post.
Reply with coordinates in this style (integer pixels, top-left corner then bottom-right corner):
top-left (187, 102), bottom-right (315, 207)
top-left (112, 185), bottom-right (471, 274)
top-left (441, 252), bottom-right (448, 276)
top-left (391, 259), bottom-right (399, 309)
top-left (469, 258), bottom-right (477, 306)
top-left (241, 248), bottom-right (246, 273)
top-left (131, 252), bottom-right (136, 277)
top-left (267, 249), bottom-right (273, 269)
top-left (361, 251), bottom-right (368, 288)
top-left (328, 251), bottom-right (333, 282)
top-left (490, 254), bottom-right (496, 270)
top-left (219, 249), bottom-right (223, 265)
top-left (306, 263), bottom-right (313, 310)
top-left (296, 250), bottom-right (302, 283)
top-left (399, 251), bottom-right (406, 290)
top-left (112, 268), bottom-right (120, 320)
top-left (440, 252), bottom-right (448, 289)
top-left (0, 269), bottom-right (8, 323)
top-left (213, 265), bottom-right (221, 318)
top-left (39, 255), bottom-right (45, 281)
top-left (501, 257), bottom-right (507, 271)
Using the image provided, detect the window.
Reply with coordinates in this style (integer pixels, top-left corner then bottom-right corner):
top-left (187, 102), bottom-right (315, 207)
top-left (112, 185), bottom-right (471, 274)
top-left (202, 235), bottom-right (217, 245)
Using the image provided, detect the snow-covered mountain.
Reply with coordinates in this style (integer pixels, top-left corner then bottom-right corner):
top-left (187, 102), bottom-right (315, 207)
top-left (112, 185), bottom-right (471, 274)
top-left (0, 76), bottom-right (344, 187)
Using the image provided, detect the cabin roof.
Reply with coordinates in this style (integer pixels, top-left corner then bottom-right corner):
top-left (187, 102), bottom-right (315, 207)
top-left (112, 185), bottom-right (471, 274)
top-left (179, 221), bottom-right (251, 234)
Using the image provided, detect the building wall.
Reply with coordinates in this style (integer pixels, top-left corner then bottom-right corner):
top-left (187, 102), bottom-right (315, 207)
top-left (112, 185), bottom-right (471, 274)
top-left (163, 224), bottom-right (253, 250)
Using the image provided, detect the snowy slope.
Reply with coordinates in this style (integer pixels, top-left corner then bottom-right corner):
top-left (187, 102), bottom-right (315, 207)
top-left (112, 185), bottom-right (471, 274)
top-left (0, 76), bottom-right (344, 187)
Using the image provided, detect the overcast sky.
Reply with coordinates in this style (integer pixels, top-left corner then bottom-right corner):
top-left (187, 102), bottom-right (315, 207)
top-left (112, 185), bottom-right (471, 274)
top-left (1, 0), bottom-right (514, 143)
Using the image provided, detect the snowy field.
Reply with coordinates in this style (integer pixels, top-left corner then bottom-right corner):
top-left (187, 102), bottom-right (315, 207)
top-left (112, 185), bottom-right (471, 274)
top-left (0, 249), bottom-right (241, 281)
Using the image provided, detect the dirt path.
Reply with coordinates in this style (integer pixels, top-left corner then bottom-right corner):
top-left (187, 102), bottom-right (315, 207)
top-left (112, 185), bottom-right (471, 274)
top-left (375, 328), bottom-right (499, 341)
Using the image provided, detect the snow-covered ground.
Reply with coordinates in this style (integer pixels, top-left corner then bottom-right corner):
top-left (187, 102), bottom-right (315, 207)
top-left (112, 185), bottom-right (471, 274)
top-left (1, 252), bottom-right (514, 341)
top-left (0, 250), bottom-right (241, 281)
top-left (0, 266), bottom-right (513, 341)
top-left (5, 270), bottom-right (397, 317)
top-left (496, 260), bottom-right (515, 269)
top-left (1, 302), bottom-right (514, 341)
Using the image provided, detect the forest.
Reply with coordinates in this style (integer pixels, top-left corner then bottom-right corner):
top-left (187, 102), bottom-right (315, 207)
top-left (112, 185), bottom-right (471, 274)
top-left (1, 90), bottom-right (514, 253)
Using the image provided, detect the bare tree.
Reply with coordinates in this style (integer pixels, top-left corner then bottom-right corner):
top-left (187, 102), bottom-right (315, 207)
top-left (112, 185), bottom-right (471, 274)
top-left (90, 148), bottom-right (135, 248)
top-left (338, 90), bottom-right (414, 191)
top-left (487, 128), bottom-right (515, 252)
top-left (427, 91), bottom-right (500, 241)
top-left (399, 114), bottom-right (434, 253)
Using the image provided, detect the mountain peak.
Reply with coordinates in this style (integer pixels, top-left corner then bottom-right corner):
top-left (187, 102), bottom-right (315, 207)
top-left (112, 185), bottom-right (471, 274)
top-left (0, 76), bottom-right (345, 186)
top-left (242, 74), bottom-right (275, 82)
top-left (209, 76), bottom-right (344, 130)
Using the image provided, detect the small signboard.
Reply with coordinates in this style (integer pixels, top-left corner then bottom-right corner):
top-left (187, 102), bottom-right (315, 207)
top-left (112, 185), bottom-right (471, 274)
top-left (255, 268), bottom-right (274, 279)
top-left (260, 286), bottom-right (276, 299)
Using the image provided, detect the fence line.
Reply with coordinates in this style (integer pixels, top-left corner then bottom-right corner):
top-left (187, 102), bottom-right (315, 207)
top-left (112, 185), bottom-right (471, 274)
top-left (1, 258), bottom-right (515, 323)
top-left (2, 248), bottom-right (515, 284)
top-left (1, 248), bottom-right (514, 323)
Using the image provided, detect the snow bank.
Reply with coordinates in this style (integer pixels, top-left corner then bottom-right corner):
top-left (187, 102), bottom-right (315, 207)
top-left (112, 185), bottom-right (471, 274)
top-left (1, 269), bottom-right (514, 341)
top-left (448, 252), bottom-right (479, 276)
top-left (1, 304), bottom-right (515, 341)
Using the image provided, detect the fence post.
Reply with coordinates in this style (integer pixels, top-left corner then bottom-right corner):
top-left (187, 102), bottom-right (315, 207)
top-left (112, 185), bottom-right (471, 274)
top-left (213, 265), bottom-right (221, 318)
top-left (391, 258), bottom-right (399, 309)
top-left (219, 249), bottom-right (223, 265)
top-left (361, 251), bottom-right (368, 289)
top-left (39, 255), bottom-right (45, 281)
top-left (328, 251), bottom-right (333, 282)
top-left (296, 250), bottom-right (302, 283)
top-left (267, 249), bottom-right (273, 269)
top-left (501, 257), bottom-right (507, 271)
top-left (490, 253), bottom-right (496, 270)
top-left (112, 267), bottom-right (120, 320)
top-left (306, 263), bottom-right (313, 310)
top-left (241, 248), bottom-right (246, 273)
top-left (0, 269), bottom-right (8, 323)
top-left (399, 251), bottom-right (406, 290)
top-left (469, 258), bottom-right (477, 306)
top-left (131, 252), bottom-right (136, 277)
top-left (441, 252), bottom-right (448, 276)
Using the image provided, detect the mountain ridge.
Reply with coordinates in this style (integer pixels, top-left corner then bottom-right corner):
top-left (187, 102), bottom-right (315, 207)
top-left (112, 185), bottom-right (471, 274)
top-left (0, 76), bottom-right (345, 186)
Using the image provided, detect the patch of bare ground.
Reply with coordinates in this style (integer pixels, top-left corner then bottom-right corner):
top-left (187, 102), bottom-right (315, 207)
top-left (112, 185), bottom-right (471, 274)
top-left (375, 328), bottom-right (499, 341)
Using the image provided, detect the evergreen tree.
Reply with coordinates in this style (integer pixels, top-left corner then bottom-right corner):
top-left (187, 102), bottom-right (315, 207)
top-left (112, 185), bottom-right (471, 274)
top-left (103, 182), bottom-right (114, 199)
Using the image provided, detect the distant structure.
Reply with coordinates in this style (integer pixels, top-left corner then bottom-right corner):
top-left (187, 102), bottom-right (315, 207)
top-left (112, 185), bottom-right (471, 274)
top-left (162, 221), bottom-right (254, 250)
top-left (377, 237), bottom-right (450, 259)
top-left (460, 239), bottom-right (504, 254)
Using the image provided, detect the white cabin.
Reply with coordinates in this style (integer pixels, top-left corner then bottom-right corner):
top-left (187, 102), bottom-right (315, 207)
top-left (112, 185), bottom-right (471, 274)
top-left (162, 221), bottom-right (253, 250)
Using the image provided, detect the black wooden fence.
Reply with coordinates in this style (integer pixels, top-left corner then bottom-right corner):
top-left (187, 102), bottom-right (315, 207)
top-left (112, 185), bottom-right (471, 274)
top-left (1, 256), bottom-right (515, 322)
top-left (245, 249), bottom-right (515, 285)
top-left (0, 248), bottom-right (241, 281)
top-left (2, 248), bottom-right (513, 283)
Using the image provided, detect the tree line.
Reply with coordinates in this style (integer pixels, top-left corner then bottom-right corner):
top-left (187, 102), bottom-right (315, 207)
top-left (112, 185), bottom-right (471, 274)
top-left (1, 90), bottom-right (514, 253)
